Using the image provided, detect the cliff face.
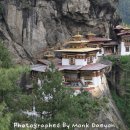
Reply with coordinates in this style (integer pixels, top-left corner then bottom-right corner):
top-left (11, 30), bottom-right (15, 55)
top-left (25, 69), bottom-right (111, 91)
top-left (92, 74), bottom-right (127, 130)
top-left (0, 0), bottom-right (120, 63)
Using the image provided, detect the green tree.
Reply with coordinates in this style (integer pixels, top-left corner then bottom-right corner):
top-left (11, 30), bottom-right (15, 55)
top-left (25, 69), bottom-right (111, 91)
top-left (0, 42), bottom-right (13, 68)
top-left (8, 64), bottom-right (100, 130)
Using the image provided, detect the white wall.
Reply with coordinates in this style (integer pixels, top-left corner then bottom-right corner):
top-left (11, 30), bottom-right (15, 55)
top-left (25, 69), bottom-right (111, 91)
top-left (62, 58), bottom-right (70, 65)
top-left (93, 57), bottom-right (98, 63)
top-left (96, 48), bottom-right (104, 57)
top-left (92, 76), bottom-right (102, 86)
top-left (75, 59), bottom-right (87, 66)
top-left (62, 58), bottom-right (87, 66)
top-left (121, 42), bottom-right (130, 56)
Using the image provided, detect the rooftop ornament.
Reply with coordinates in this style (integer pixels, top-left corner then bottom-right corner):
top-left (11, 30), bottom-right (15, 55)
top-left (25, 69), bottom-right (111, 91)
top-left (87, 32), bottom-right (96, 36)
top-left (87, 32), bottom-right (96, 40)
top-left (72, 32), bottom-right (83, 41)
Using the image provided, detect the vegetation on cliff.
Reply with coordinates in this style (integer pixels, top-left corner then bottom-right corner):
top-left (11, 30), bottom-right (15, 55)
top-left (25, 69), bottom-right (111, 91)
top-left (0, 43), bottom-right (103, 130)
top-left (118, 0), bottom-right (130, 24)
top-left (105, 55), bottom-right (130, 129)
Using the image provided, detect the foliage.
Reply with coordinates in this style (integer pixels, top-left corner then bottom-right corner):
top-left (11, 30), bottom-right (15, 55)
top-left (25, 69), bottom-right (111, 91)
top-left (0, 67), bottom-right (29, 101)
top-left (104, 55), bottom-right (130, 66)
top-left (0, 67), bottom-right (29, 130)
top-left (0, 43), bottom-right (101, 130)
top-left (106, 55), bottom-right (130, 129)
top-left (0, 42), bottom-right (13, 68)
top-left (7, 64), bottom-right (101, 130)
top-left (35, 65), bottom-right (100, 126)
top-left (0, 102), bottom-right (12, 130)
top-left (118, 0), bottom-right (130, 24)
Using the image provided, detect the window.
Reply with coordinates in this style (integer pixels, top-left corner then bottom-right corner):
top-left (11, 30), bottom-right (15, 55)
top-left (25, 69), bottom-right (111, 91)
top-left (126, 46), bottom-right (130, 52)
top-left (87, 57), bottom-right (90, 63)
top-left (69, 57), bottom-right (75, 65)
top-left (99, 50), bottom-right (102, 54)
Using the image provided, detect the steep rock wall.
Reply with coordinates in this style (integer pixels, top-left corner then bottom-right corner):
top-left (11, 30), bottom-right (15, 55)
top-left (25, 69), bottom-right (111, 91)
top-left (0, 0), bottom-right (120, 63)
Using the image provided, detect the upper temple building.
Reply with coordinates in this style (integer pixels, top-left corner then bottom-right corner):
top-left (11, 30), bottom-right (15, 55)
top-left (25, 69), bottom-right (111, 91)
top-left (86, 32), bottom-right (118, 56)
top-left (55, 33), bottom-right (100, 66)
top-left (54, 33), bottom-right (109, 91)
top-left (115, 25), bottom-right (130, 55)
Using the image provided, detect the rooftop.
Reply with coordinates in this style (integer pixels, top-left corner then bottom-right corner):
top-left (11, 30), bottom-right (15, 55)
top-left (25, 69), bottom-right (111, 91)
top-left (31, 63), bottom-right (108, 72)
top-left (58, 65), bottom-right (83, 71)
top-left (87, 32), bottom-right (96, 36)
top-left (117, 31), bottom-right (130, 36)
top-left (80, 63), bottom-right (108, 71)
top-left (103, 41), bottom-right (118, 46)
top-left (115, 25), bottom-right (130, 30)
top-left (57, 63), bottom-right (108, 71)
top-left (55, 48), bottom-right (100, 53)
top-left (65, 40), bottom-right (89, 44)
top-left (88, 37), bottom-right (111, 42)
top-left (31, 64), bottom-right (47, 72)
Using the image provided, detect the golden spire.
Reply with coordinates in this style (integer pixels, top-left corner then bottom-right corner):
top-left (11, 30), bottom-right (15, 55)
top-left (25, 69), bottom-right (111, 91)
top-left (87, 31), bottom-right (96, 36)
top-left (72, 32), bottom-right (83, 41)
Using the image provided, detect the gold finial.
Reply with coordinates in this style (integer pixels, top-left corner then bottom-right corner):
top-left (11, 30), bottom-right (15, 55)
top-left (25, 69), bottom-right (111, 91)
top-left (88, 31), bottom-right (96, 36)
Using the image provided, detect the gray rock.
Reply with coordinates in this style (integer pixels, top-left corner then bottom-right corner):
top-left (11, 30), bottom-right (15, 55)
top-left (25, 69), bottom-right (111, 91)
top-left (0, 0), bottom-right (120, 62)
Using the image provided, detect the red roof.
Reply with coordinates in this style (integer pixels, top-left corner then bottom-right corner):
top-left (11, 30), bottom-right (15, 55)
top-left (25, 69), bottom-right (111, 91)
top-left (37, 59), bottom-right (51, 65)
top-left (80, 63), bottom-right (108, 71)
top-left (58, 65), bottom-right (82, 71)
top-left (58, 63), bottom-right (108, 71)
top-left (117, 31), bottom-right (130, 36)
top-left (115, 25), bottom-right (130, 30)
top-left (88, 37), bottom-right (111, 42)
top-left (31, 64), bottom-right (47, 72)
top-left (103, 41), bottom-right (118, 46)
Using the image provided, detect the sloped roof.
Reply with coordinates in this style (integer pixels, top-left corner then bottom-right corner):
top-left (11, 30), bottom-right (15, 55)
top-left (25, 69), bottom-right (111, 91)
top-left (117, 31), bottom-right (130, 36)
top-left (115, 25), bottom-right (130, 31)
top-left (37, 59), bottom-right (51, 65)
top-left (88, 37), bottom-right (111, 42)
top-left (58, 63), bottom-right (108, 71)
top-left (58, 65), bottom-right (83, 71)
top-left (55, 48), bottom-right (100, 53)
top-left (31, 64), bottom-right (47, 72)
top-left (103, 41), bottom-right (118, 46)
top-left (80, 63), bottom-right (108, 71)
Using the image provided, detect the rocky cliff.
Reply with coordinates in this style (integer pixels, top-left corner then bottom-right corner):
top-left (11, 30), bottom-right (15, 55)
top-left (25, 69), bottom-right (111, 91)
top-left (0, 0), bottom-right (120, 63)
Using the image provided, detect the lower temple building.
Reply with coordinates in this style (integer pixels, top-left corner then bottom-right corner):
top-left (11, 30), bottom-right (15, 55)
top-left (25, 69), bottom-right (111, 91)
top-left (31, 33), bottom-right (110, 92)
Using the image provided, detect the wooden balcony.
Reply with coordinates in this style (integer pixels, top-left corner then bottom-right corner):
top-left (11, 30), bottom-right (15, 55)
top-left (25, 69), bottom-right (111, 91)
top-left (65, 78), bottom-right (80, 82)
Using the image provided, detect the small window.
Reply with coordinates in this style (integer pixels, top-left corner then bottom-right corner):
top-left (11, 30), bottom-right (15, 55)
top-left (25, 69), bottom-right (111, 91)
top-left (87, 57), bottom-right (92, 63)
top-left (69, 58), bottom-right (75, 65)
top-left (99, 50), bottom-right (102, 54)
top-left (126, 46), bottom-right (130, 52)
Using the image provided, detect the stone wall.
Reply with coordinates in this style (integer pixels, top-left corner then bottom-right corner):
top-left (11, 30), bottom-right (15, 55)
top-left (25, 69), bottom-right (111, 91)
top-left (0, 0), bottom-right (120, 63)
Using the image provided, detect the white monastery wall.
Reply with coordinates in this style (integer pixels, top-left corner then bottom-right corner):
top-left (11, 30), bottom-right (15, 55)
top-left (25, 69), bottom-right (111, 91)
top-left (75, 59), bottom-right (87, 66)
top-left (121, 42), bottom-right (130, 55)
top-left (62, 58), bottom-right (70, 65)
top-left (92, 76), bottom-right (102, 86)
top-left (96, 48), bottom-right (104, 57)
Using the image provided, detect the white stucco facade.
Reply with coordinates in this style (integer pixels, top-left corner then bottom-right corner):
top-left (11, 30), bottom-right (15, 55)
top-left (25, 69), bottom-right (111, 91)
top-left (92, 76), bottom-right (102, 86)
top-left (62, 57), bottom-right (98, 66)
top-left (93, 56), bottom-right (98, 63)
top-left (62, 58), bottom-right (88, 66)
top-left (62, 58), bottom-right (70, 65)
top-left (96, 48), bottom-right (104, 57)
top-left (120, 42), bottom-right (130, 56)
top-left (75, 59), bottom-right (87, 66)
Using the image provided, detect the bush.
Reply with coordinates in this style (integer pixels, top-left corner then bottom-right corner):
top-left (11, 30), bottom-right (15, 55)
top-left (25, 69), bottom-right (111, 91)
top-left (0, 42), bottom-right (13, 68)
